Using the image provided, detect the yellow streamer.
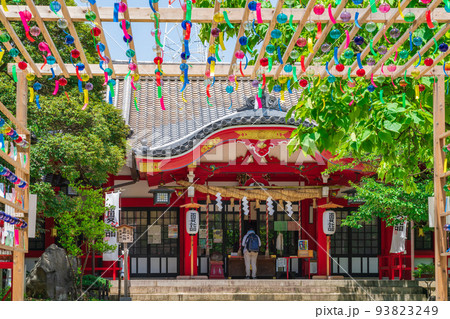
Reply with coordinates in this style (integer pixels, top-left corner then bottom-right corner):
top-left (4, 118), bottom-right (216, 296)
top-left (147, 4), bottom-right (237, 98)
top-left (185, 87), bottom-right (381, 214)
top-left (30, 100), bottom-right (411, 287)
top-left (321, 98), bottom-right (326, 111)
top-left (445, 158), bottom-right (448, 173)
top-left (1, 0), bottom-right (8, 12)
top-left (235, 76), bottom-right (239, 91)
top-left (84, 89), bottom-right (88, 105)
top-left (316, 74), bottom-right (321, 87)
top-left (219, 32), bottom-right (226, 51)
top-left (210, 61), bottom-right (215, 77)
top-left (29, 88), bottom-right (34, 103)
top-left (280, 90), bottom-right (285, 102)
top-left (308, 38), bottom-right (314, 54)
top-left (398, 0), bottom-right (405, 19)
top-left (0, 50), bottom-right (4, 63)
top-left (181, 91), bottom-right (187, 103)
top-left (415, 84), bottom-right (419, 100)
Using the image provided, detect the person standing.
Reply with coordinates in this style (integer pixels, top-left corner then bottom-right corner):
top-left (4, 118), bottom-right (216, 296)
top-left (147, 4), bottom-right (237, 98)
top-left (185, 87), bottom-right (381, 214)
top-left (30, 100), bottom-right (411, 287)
top-left (242, 227), bottom-right (261, 279)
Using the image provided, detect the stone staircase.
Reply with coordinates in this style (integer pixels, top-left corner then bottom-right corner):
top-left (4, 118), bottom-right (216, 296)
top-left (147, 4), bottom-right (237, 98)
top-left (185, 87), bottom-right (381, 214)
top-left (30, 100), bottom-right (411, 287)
top-left (110, 279), bottom-right (428, 301)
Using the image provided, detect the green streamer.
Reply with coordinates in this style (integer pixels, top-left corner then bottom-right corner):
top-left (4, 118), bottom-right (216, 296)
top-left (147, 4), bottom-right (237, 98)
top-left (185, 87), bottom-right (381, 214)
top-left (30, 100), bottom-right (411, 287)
top-left (433, 38), bottom-right (438, 54)
top-left (246, 43), bottom-right (251, 53)
top-left (108, 83), bottom-right (115, 97)
top-left (370, 39), bottom-right (378, 57)
top-left (207, 97), bottom-right (212, 106)
top-left (186, 0), bottom-right (192, 22)
top-left (335, 0), bottom-right (341, 4)
top-left (155, 12), bottom-right (159, 29)
top-left (157, 86), bottom-right (162, 98)
top-left (293, 66), bottom-right (298, 83)
top-left (268, 57), bottom-right (272, 72)
top-left (125, 70), bottom-right (131, 80)
top-left (223, 11), bottom-right (234, 29)
top-left (348, 67), bottom-right (353, 82)
top-left (258, 84), bottom-right (262, 97)
top-left (289, 14), bottom-right (295, 32)
top-left (370, 0), bottom-right (377, 13)
top-left (134, 97), bottom-right (139, 112)
top-left (380, 90), bottom-right (385, 104)
top-left (404, 70), bottom-right (410, 84)
top-left (154, 16), bottom-right (163, 48)
top-left (308, 82), bottom-right (311, 92)
top-left (215, 44), bottom-right (221, 62)
top-left (156, 35), bottom-right (164, 48)
top-left (12, 65), bottom-right (17, 82)
top-left (402, 93), bottom-right (406, 108)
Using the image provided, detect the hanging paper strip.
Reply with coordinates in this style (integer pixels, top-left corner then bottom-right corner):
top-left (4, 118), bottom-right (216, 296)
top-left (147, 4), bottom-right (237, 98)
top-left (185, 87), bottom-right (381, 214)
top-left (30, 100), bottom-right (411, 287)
top-left (391, 76), bottom-right (397, 88)
top-left (379, 90), bottom-right (385, 104)
top-left (370, 0), bottom-right (377, 13)
top-left (211, 61), bottom-right (216, 77)
top-left (185, 23), bottom-right (191, 40)
top-left (445, 62), bottom-right (449, 77)
top-left (235, 77), bottom-right (239, 91)
top-left (383, 26), bottom-right (392, 44)
top-left (29, 88), bottom-right (34, 103)
top-left (82, 89), bottom-right (89, 110)
top-left (414, 53), bottom-right (421, 68)
top-left (404, 70), bottom-right (410, 84)
top-left (280, 91), bottom-right (285, 102)
top-left (186, 0), bottom-right (192, 21)
top-left (328, 5), bottom-right (337, 24)
top-left (223, 11), bottom-right (234, 28)
top-left (113, 2), bottom-right (119, 22)
top-left (345, 30), bottom-right (350, 49)
top-left (219, 32), bottom-right (226, 51)
top-left (122, 20), bottom-right (131, 40)
top-left (52, 80), bottom-right (59, 95)
top-left (134, 94), bottom-right (139, 112)
top-left (287, 80), bottom-right (292, 94)
top-left (78, 79), bottom-right (83, 92)
top-left (289, 14), bottom-right (295, 32)
top-left (370, 39), bottom-right (377, 56)
top-left (347, 67), bottom-right (353, 82)
top-left (356, 53), bottom-right (363, 69)
top-left (239, 61), bottom-right (244, 77)
top-left (355, 12), bottom-right (361, 28)
top-left (268, 57), bottom-right (273, 72)
top-left (256, 94), bottom-right (262, 108)
top-left (333, 47), bottom-right (339, 65)
top-left (316, 23), bottom-right (322, 39)
top-left (394, 49), bottom-right (398, 61)
top-left (108, 82), bottom-right (115, 97)
top-left (215, 45), bottom-right (221, 62)
top-left (244, 54), bottom-right (248, 70)
top-left (339, 82), bottom-right (345, 93)
top-left (35, 95), bottom-right (41, 109)
top-left (402, 93), bottom-right (406, 108)
top-left (409, 32), bottom-right (413, 52)
top-left (0, 48), bottom-right (4, 62)
top-left (381, 63), bottom-right (387, 76)
top-left (19, 11), bottom-right (35, 42)
top-left (433, 38), bottom-right (438, 54)
top-left (12, 65), bottom-right (17, 83)
top-left (325, 62), bottom-right (333, 77)
top-left (370, 73), bottom-right (378, 87)
top-left (50, 68), bottom-right (55, 80)
top-left (398, 0), bottom-right (405, 19)
top-left (256, 3), bottom-right (263, 23)
top-left (307, 38), bottom-right (314, 53)
top-left (293, 66), bottom-right (298, 83)
top-left (415, 84), bottom-right (420, 100)
top-left (277, 46), bottom-right (283, 64)
top-left (252, 20), bottom-right (261, 39)
top-left (39, 43), bottom-right (51, 56)
top-left (184, 39), bottom-right (190, 59)
top-left (1, 0), bottom-right (8, 12)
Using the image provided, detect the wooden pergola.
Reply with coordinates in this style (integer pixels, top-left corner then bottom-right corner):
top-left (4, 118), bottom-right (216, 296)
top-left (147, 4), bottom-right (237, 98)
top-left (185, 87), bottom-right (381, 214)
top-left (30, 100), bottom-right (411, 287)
top-left (0, 0), bottom-right (448, 301)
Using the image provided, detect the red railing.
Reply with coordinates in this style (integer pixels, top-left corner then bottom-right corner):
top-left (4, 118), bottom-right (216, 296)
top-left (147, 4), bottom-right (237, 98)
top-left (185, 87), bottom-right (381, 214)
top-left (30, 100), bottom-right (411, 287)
top-left (379, 254), bottom-right (450, 280)
top-left (80, 254), bottom-right (129, 280)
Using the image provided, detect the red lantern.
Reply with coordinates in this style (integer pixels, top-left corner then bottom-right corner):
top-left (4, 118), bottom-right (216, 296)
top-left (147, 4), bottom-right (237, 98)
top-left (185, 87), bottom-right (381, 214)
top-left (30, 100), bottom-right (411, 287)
top-left (260, 58), bottom-right (268, 67)
top-left (18, 61), bottom-right (27, 70)
top-left (335, 64), bottom-right (345, 72)
top-left (71, 49), bottom-right (80, 59)
top-left (58, 77), bottom-right (68, 86)
top-left (356, 68), bottom-right (365, 77)
top-left (418, 84), bottom-right (425, 92)
top-left (154, 57), bottom-right (163, 65)
top-left (91, 27), bottom-right (101, 37)
top-left (299, 79), bottom-right (308, 87)
top-left (424, 58), bottom-right (433, 67)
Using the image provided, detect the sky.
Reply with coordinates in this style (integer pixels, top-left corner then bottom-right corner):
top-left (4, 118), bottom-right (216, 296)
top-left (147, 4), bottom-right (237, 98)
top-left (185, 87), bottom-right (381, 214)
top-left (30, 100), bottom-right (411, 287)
top-left (73, 0), bottom-right (263, 63)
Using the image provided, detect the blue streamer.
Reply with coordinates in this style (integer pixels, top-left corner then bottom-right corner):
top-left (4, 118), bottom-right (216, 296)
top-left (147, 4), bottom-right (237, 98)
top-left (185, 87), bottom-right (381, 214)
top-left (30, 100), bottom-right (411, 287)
top-left (333, 47), bottom-right (339, 65)
top-left (415, 53), bottom-right (421, 68)
top-left (99, 61), bottom-right (105, 71)
top-left (287, 80), bottom-right (292, 93)
top-left (50, 67), bottom-right (55, 80)
top-left (228, 99), bottom-right (232, 109)
top-left (180, 68), bottom-right (189, 93)
top-left (149, 0), bottom-right (157, 13)
top-left (70, 55), bottom-right (75, 67)
top-left (325, 61), bottom-right (333, 77)
top-left (88, 0), bottom-right (96, 4)
top-left (36, 95), bottom-right (41, 109)
top-left (113, 3), bottom-right (119, 22)
top-left (184, 40), bottom-right (190, 59)
top-left (369, 97), bottom-right (373, 111)
top-left (444, 62), bottom-right (449, 77)
top-left (356, 53), bottom-right (363, 69)
top-left (78, 79), bottom-right (83, 93)
top-left (355, 12), bottom-right (361, 28)
top-left (331, 89), bottom-right (334, 102)
top-left (277, 46), bottom-right (283, 64)
top-left (278, 98), bottom-right (282, 111)
top-left (211, 76), bottom-right (215, 87)
top-left (252, 19), bottom-right (261, 39)
top-left (108, 91), bottom-right (113, 104)
top-left (447, 78), bottom-right (449, 95)
top-left (409, 32), bottom-right (412, 52)
top-left (244, 54), bottom-right (248, 69)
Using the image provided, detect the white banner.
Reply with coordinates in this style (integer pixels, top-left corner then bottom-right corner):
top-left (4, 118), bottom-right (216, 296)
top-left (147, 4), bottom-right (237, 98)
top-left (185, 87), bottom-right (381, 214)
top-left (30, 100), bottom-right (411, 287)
top-left (428, 196), bottom-right (450, 227)
top-left (390, 220), bottom-right (407, 254)
top-left (28, 194), bottom-right (37, 238)
top-left (103, 192), bottom-right (120, 261)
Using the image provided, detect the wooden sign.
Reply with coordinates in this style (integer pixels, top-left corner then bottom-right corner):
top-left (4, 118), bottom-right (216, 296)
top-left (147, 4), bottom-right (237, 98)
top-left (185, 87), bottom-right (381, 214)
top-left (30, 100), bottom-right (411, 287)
top-left (323, 210), bottom-right (336, 235)
top-left (117, 225), bottom-right (134, 243)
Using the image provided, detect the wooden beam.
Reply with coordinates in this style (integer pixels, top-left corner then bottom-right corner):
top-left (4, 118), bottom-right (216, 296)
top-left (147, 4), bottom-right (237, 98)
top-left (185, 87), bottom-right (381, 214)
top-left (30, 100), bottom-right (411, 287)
top-left (433, 74), bottom-right (449, 301)
top-left (438, 131), bottom-right (450, 140)
top-left (303, 1), bottom-right (348, 73)
top-left (59, 0), bottom-right (92, 77)
top-left (122, 0), bottom-right (139, 75)
top-left (320, 1), bottom-right (377, 78)
top-left (345, 0), bottom-right (412, 79)
top-left (3, 6), bottom-right (450, 24)
top-left (251, 0), bottom-right (285, 79)
top-left (205, 0), bottom-right (221, 77)
top-left (419, 47), bottom-right (450, 77)
top-left (0, 101), bottom-right (30, 135)
top-left (0, 10), bottom-right (42, 77)
top-left (25, 0), bottom-right (69, 78)
top-left (366, 0), bottom-right (443, 78)
top-left (89, 2), bottom-right (115, 78)
top-left (228, 0), bottom-right (251, 76)
top-left (274, 0), bottom-right (316, 79)
top-left (10, 63), bottom-right (445, 78)
top-left (392, 23), bottom-right (450, 79)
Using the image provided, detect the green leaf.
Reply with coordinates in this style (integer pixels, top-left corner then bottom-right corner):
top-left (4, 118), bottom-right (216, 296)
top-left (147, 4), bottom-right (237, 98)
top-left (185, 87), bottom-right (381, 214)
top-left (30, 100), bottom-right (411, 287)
top-left (383, 120), bottom-right (402, 133)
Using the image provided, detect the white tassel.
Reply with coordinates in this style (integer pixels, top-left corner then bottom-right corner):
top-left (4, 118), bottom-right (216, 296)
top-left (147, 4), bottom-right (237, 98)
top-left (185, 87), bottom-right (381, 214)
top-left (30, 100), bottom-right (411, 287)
top-left (242, 196), bottom-right (249, 215)
top-left (216, 192), bottom-right (223, 211)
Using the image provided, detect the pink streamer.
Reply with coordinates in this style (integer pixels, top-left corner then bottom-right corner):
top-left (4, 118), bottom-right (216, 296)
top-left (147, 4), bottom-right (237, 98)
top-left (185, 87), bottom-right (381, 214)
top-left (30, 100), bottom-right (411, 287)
top-left (122, 20), bottom-right (131, 40)
top-left (371, 73), bottom-right (378, 87)
top-left (328, 4), bottom-right (336, 24)
top-left (383, 26), bottom-right (391, 44)
top-left (256, 3), bottom-right (263, 23)
top-left (160, 97), bottom-right (166, 110)
top-left (394, 49), bottom-right (398, 62)
top-left (349, 100), bottom-right (354, 106)
top-left (391, 76), bottom-right (397, 88)
top-left (18, 12), bottom-right (30, 32)
top-left (179, 0), bottom-right (186, 11)
top-left (39, 42), bottom-right (51, 56)
top-left (131, 79), bottom-right (137, 91)
top-left (82, 103), bottom-right (88, 111)
top-left (345, 30), bottom-right (350, 49)
top-left (381, 63), bottom-right (386, 77)
top-left (52, 80), bottom-right (59, 95)
top-left (14, 229), bottom-right (19, 246)
top-left (103, 72), bottom-right (108, 86)
top-left (256, 94), bottom-right (262, 108)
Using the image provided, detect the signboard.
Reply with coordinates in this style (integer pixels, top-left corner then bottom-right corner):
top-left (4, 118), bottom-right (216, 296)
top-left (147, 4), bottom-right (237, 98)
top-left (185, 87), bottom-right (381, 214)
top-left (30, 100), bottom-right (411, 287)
top-left (323, 210), bottom-right (336, 235)
top-left (186, 210), bottom-right (199, 235)
top-left (298, 240), bottom-right (308, 251)
top-left (148, 225), bottom-right (162, 244)
top-left (103, 192), bottom-right (120, 261)
top-left (168, 225), bottom-right (178, 239)
top-left (213, 229), bottom-right (223, 243)
top-left (199, 228), bottom-right (207, 239)
top-left (117, 226), bottom-right (134, 243)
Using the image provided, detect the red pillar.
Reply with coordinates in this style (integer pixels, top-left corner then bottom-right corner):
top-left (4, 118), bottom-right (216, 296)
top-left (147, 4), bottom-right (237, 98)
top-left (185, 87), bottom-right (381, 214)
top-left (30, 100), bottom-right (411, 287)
top-left (316, 197), bottom-right (328, 276)
top-left (180, 196), bottom-right (198, 276)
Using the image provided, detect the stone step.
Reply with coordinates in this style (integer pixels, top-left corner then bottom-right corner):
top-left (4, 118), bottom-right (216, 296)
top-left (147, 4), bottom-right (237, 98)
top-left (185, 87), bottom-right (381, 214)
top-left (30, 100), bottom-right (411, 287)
top-left (112, 292), bottom-right (427, 301)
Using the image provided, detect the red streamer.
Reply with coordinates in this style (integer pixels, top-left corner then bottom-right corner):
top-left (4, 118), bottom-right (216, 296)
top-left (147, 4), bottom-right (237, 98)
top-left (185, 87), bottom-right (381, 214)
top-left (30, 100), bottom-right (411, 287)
top-left (156, 71), bottom-right (161, 86)
top-left (426, 10), bottom-right (434, 29)
top-left (52, 80), bottom-right (59, 95)
top-left (96, 45), bottom-right (106, 61)
top-left (206, 84), bottom-right (211, 98)
top-left (185, 23), bottom-right (191, 40)
top-left (239, 61), bottom-right (244, 77)
top-left (75, 66), bottom-right (83, 81)
top-left (339, 82), bottom-right (345, 94)
top-left (316, 23), bottom-right (322, 40)
top-left (19, 11), bottom-right (35, 42)
top-left (41, 55), bottom-right (47, 70)
top-left (383, 26), bottom-right (391, 44)
top-left (262, 73), bottom-right (266, 88)
top-left (301, 55), bottom-right (306, 72)
top-left (65, 92), bottom-right (70, 101)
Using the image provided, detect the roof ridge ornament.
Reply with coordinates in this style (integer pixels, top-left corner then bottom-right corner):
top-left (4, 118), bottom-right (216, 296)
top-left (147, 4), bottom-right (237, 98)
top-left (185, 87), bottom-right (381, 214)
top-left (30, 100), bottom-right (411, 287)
top-left (238, 92), bottom-right (288, 112)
